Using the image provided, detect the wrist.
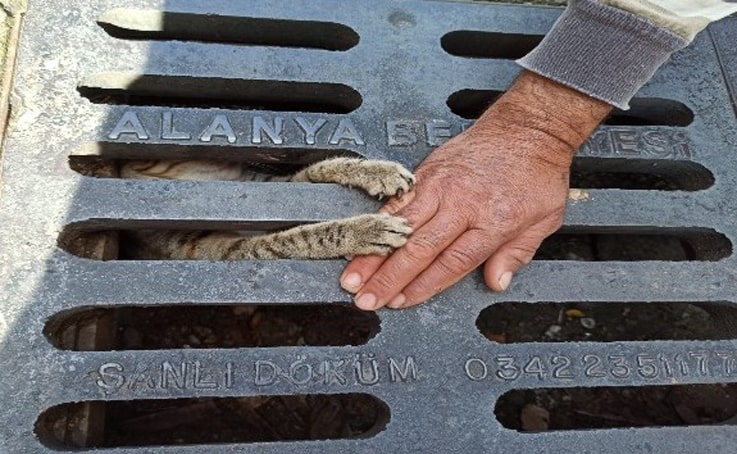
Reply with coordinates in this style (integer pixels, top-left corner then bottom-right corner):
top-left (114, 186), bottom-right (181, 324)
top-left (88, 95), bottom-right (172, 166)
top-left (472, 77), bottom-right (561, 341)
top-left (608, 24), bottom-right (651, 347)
top-left (474, 71), bottom-right (612, 167)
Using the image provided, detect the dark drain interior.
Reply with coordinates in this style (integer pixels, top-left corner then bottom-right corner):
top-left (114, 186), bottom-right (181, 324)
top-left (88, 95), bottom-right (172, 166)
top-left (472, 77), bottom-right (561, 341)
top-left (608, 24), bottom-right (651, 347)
top-left (440, 31), bottom-right (544, 59)
top-left (535, 229), bottom-right (731, 261)
top-left (68, 150), bottom-right (715, 192)
top-left (98, 8), bottom-right (360, 51)
top-left (477, 302), bottom-right (737, 343)
top-left (56, 225), bottom-right (731, 261)
top-left (495, 384), bottom-right (737, 431)
top-left (570, 157), bottom-right (713, 191)
top-left (447, 89), bottom-right (695, 126)
top-left (69, 144), bottom-right (358, 171)
top-left (37, 394), bottom-right (389, 449)
top-left (79, 73), bottom-right (362, 113)
top-left (45, 304), bottom-right (380, 350)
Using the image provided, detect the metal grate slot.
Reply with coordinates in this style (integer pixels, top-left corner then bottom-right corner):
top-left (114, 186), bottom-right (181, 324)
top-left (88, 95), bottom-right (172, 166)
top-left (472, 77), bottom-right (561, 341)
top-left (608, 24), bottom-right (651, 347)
top-left (495, 384), bottom-right (737, 431)
top-left (98, 8), bottom-right (360, 51)
top-left (45, 304), bottom-right (380, 350)
top-left (56, 227), bottom-right (732, 261)
top-left (70, 157), bottom-right (357, 181)
top-left (570, 158), bottom-right (714, 191)
top-left (79, 73), bottom-right (363, 113)
top-left (447, 89), bottom-right (695, 126)
top-left (536, 228), bottom-right (730, 261)
top-left (440, 31), bottom-right (544, 59)
top-left (69, 144), bottom-right (358, 176)
top-left (477, 302), bottom-right (737, 343)
top-left (69, 154), bottom-right (715, 191)
top-left (36, 395), bottom-right (389, 449)
top-left (59, 225), bottom-right (383, 260)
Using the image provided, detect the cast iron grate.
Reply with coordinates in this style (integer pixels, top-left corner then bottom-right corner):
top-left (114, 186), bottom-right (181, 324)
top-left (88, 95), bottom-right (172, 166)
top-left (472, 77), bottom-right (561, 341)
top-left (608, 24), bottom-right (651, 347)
top-left (1, 0), bottom-right (737, 452)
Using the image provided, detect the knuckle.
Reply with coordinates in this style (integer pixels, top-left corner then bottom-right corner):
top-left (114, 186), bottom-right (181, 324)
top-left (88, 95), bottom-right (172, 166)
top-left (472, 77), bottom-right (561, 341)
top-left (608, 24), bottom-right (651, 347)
top-left (438, 247), bottom-right (481, 274)
top-left (402, 235), bottom-right (440, 263)
top-left (363, 271), bottom-right (400, 295)
top-left (492, 201), bottom-right (526, 223)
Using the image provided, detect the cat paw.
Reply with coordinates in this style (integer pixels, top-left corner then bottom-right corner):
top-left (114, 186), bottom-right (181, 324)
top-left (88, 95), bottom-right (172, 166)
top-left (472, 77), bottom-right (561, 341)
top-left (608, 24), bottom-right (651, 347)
top-left (345, 213), bottom-right (412, 255)
top-left (356, 161), bottom-right (416, 199)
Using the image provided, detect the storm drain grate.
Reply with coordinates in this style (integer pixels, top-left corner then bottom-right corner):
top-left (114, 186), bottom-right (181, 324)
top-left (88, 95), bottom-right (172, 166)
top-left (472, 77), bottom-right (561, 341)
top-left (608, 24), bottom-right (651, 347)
top-left (1, 0), bottom-right (737, 452)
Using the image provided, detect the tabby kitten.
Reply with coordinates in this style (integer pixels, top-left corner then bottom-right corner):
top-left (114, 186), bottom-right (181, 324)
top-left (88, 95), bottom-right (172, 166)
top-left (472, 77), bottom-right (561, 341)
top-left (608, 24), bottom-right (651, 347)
top-left (120, 157), bottom-right (415, 260)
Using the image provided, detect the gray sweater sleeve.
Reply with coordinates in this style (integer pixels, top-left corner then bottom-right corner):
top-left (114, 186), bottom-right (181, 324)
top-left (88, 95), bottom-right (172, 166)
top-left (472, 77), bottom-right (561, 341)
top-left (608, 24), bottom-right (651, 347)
top-left (517, 0), bottom-right (690, 109)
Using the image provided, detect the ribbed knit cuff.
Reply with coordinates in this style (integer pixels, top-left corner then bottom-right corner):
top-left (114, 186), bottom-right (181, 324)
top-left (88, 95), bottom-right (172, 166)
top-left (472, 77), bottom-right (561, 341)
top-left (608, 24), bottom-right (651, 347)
top-left (517, 0), bottom-right (689, 110)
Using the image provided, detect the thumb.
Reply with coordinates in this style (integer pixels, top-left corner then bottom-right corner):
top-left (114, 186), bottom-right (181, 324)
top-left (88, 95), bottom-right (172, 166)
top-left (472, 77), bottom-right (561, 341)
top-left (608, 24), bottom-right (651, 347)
top-left (483, 220), bottom-right (559, 291)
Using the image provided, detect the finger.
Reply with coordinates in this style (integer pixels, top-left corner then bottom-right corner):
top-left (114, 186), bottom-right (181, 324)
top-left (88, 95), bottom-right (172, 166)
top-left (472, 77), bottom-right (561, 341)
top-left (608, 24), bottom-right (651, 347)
top-left (341, 188), bottom-right (441, 300)
top-left (483, 218), bottom-right (560, 291)
top-left (352, 211), bottom-right (467, 310)
top-left (380, 189), bottom-right (415, 215)
top-left (392, 229), bottom-right (501, 308)
top-left (340, 255), bottom-right (387, 294)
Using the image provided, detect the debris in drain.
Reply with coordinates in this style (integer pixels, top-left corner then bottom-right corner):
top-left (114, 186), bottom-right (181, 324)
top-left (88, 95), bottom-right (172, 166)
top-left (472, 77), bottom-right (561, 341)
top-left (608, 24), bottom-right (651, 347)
top-left (580, 317), bottom-right (596, 329)
top-left (544, 324), bottom-right (562, 339)
top-left (565, 308), bottom-right (585, 318)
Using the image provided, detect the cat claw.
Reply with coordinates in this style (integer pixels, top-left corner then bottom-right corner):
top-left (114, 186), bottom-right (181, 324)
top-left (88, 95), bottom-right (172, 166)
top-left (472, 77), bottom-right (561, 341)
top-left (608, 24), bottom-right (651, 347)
top-left (361, 161), bottom-right (416, 199)
top-left (343, 213), bottom-right (412, 256)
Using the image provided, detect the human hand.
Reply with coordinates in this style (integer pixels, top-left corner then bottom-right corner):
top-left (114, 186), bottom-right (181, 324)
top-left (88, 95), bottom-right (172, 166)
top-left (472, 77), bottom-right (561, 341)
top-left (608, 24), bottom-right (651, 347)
top-left (341, 71), bottom-right (612, 310)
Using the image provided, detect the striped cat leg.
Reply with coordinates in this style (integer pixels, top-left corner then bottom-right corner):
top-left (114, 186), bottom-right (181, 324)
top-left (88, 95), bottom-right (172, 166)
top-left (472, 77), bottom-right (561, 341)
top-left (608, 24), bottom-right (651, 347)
top-left (225, 213), bottom-right (412, 259)
top-left (289, 158), bottom-right (415, 199)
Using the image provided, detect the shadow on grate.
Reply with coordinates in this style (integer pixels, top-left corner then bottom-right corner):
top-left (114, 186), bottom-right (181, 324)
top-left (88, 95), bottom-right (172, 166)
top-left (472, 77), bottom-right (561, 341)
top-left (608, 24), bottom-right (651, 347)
top-left (36, 394), bottom-right (389, 449)
top-left (45, 304), bottom-right (380, 351)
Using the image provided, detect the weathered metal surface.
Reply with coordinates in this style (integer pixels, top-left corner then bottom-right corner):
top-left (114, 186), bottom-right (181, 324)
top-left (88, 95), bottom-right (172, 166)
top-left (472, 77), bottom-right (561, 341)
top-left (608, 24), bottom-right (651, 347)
top-left (1, 0), bottom-right (737, 452)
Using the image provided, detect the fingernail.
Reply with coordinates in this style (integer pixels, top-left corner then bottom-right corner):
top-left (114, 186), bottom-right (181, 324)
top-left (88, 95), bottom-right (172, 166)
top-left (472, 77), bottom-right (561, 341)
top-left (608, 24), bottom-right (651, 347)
top-left (341, 272), bottom-right (362, 293)
top-left (387, 293), bottom-right (406, 309)
top-left (355, 293), bottom-right (377, 310)
top-left (499, 272), bottom-right (513, 291)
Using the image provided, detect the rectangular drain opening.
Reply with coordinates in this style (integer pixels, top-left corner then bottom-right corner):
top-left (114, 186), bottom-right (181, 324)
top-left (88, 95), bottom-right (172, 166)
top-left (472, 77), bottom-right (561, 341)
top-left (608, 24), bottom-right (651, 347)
top-left (79, 73), bottom-right (362, 113)
top-left (477, 301), bottom-right (737, 343)
top-left (570, 158), bottom-right (713, 191)
top-left (56, 226), bottom-right (731, 261)
top-left (495, 384), bottom-right (737, 431)
top-left (45, 304), bottom-right (380, 351)
top-left (535, 228), bottom-right (730, 262)
top-left (69, 153), bottom-right (715, 191)
top-left (440, 31), bottom-right (544, 59)
top-left (98, 8), bottom-right (360, 51)
top-left (36, 395), bottom-right (389, 449)
top-left (69, 144), bottom-right (359, 178)
top-left (447, 89), bottom-right (694, 126)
